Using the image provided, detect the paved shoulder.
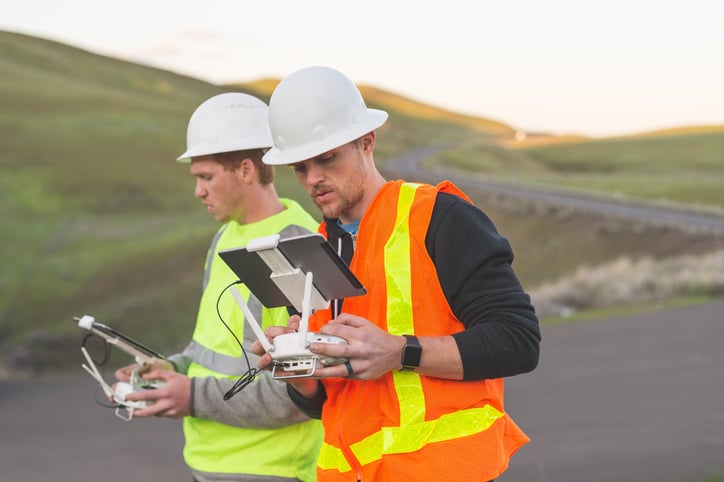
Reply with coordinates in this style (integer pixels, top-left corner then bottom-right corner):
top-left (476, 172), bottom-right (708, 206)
top-left (499, 300), bottom-right (724, 482)
top-left (2, 301), bottom-right (723, 481)
top-left (0, 373), bottom-right (189, 482)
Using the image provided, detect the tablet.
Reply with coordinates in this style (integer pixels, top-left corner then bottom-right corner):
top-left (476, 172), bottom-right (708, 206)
top-left (218, 233), bottom-right (366, 308)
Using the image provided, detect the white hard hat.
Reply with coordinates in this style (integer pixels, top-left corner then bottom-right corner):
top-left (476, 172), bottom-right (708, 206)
top-left (263, 66), bottom-right (388, 166)
top-left (177, 92), bottom-right (273, 162)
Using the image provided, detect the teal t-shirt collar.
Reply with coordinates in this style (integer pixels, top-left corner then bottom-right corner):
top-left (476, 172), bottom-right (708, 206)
top-left (337, 218), bottom-right (360, 235)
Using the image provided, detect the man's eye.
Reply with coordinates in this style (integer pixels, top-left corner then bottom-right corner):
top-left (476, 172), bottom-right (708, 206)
top-left (292, 165), bottom-right (306, 174)
top-left (318, 155), bottom-right (334, 164)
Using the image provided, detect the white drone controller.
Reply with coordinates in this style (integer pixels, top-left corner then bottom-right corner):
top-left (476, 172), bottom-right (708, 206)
top-left (220, 233), bottom-right (368, 381)
top-left (270, 331), bottom-right (348, 374)
top-left (77, 315), bottom-right (166, 421)
top-left (80, 346), bottom-right (153, 421)
top-left (230, 270), bottom-right (348, 379)
top-left (224, 234), bottom-right (347, 378)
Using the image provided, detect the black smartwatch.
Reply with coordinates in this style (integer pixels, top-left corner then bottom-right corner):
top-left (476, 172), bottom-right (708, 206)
top-left (400, 335), bottom-right (422, 371)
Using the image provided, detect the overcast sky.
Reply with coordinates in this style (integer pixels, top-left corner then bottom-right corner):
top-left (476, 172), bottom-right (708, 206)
top-left (3, 0), bottom-right (723, 137)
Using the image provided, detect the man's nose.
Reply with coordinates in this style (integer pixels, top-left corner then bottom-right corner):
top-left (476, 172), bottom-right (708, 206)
top-left (194, 180), bottom-right (206, 198)
top-left (304, 163), bottom-right (325, 186)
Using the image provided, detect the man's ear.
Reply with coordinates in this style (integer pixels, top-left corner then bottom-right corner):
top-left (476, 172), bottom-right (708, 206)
top-left (238, 157), bottom-right (256, 183)
top-left (360, 131), bottom-right (376, 152)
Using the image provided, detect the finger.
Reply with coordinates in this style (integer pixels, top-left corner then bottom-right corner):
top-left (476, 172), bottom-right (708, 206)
top-left (308, 337), bottom-right (351, 359)
top-left (114, 370), bottom-right (130, 382)
top-left (329, 313), bottom-right (365, 328)
top-left (114, 365), bottom-right (135, 381)
top-left (131, 401), bottom-right (166, 418)
top-left (288, 315), bottom-right (301, 331)
top-left (150, 360), bottom-right (175, 372)
top-left (125, 386), bottom-right (162, 402)
top-left (264, 325), bottom-right (296, 338)
top-left (250, 340), bottom-right (265, 355)
top-left (256, 353), bottom-right (274, 370)
top-left (140, 368), bottom-right (172, 381)
top-left (317, 324), bottom-right (350, 341)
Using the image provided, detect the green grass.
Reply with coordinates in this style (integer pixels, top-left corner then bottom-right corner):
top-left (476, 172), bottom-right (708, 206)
top-left (521, 131), bottom-right (724, 208)
top-left (0, 31), bottom-right (243, 350)
top-left (433, 129), bottom-right (724, 210)
top-left (687, 477), bottom-right (724, 482)
top-left (0, 30), bottom-right (492, 362)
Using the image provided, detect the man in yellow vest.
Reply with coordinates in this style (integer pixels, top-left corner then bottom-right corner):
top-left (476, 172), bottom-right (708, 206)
top-left (254, 67), bottom-right (541, 481)
top-left (115, 93), bottom-right (323, 482)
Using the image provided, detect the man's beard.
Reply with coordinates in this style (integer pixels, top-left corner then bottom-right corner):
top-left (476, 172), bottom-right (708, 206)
top-left (314, 176), bottom-right (366, 220)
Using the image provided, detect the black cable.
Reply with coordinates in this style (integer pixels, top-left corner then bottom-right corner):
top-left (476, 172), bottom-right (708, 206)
top-left (224, 372), bottom-right (258, 400)
top-left (80, 333), bottom-right (121, 409)
top-left (215, 279), bottom-right (261, 400)
top-left (81, 332), bottom-right (111, 366)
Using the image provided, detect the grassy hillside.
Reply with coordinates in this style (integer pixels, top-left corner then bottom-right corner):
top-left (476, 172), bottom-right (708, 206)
top-left (1, 31), bottom-right (218, 348)
top-left (2, 30), bottom-right (721, 377)
top-left (433, 126), bottom-right (724, 210)
top-left (0, 31), bottom-right (315, 354)
top-left (0, 31), bottom-right (504, 374)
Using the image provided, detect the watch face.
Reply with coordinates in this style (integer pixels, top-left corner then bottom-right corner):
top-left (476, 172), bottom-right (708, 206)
top-left (402, 336), bottom-right (422, 369)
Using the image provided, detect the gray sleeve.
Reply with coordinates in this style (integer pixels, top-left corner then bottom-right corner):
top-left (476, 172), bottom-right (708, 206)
top-left (191, 371), bottom-right (312, 429)
top-left (166, 342), bottom-right (194, 375)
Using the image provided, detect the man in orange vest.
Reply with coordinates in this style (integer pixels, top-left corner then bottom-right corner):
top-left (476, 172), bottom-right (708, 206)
top-left (255, 66), bottom-right (541, 482)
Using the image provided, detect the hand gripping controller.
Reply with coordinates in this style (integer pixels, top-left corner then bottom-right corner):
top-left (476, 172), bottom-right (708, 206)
top-left (80, 346), bottom-right (156, 421)
top-left (230, 271), bottom-right (348, 379)
top-left (76, 315), bottom-right (166, 420)
top-left (219, 233), bottom-right (367, 381)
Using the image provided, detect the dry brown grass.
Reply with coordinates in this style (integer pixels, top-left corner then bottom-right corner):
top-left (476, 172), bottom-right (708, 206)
top-left (530, 249), bottom-right (724, 317)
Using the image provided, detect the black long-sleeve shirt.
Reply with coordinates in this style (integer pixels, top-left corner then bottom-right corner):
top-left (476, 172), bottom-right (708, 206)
top-left (289, 191), bottom-right (541, 415)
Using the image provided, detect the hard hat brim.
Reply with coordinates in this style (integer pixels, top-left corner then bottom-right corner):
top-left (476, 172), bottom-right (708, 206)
top-left (176, 138), bottom-right (273, 163)
top-left (263, 109), bottom-right (388, 166)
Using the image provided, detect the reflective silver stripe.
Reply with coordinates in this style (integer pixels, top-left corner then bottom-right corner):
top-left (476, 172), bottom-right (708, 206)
top-left (202, 225), bottom-right (228, 291)
top-left (184, 339), bottom-right (250, 375)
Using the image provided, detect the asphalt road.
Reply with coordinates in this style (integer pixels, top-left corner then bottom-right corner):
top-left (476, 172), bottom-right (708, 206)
top-left (0, 372), bottom-right (188, 482)
top-left (499, 299), bottom-right (724, 482)
top-left (384, 146), bottom-right (724, 235)
top-left (2, 300), bottom-right (723, 482)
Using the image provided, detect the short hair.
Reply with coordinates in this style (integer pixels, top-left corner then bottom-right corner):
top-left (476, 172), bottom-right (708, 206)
top-left (213, 149), bottom-right (274, 185)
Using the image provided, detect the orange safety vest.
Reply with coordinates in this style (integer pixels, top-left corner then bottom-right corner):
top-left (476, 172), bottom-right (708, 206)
top-left (309, 180), bottom-right (529, 481)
